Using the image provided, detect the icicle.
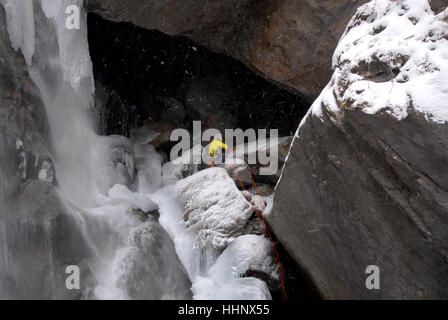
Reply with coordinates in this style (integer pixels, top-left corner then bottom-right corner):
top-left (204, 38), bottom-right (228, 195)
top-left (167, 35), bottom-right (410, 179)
top-left (40, 0), bottom-right (93, 89)
top-left (1, 0), bottom-right (35, 65)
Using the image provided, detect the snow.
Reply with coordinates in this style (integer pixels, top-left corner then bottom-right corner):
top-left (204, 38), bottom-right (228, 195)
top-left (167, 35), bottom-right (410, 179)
top-left (175, 168), bottom-right (254, 250)
top-left (155, 168), bottom-right (255, 277)
top-left (306, 0), bottom-right (448, 125)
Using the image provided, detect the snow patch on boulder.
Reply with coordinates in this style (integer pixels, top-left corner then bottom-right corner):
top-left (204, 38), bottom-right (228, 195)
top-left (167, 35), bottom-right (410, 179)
top-left (176, 167), bottom-right (254, 250)
top-left (305, 0), bottom-right (448, 127)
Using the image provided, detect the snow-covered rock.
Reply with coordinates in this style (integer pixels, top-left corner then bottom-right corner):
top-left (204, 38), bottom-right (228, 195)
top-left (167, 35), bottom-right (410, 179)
top-left (176, 168), bottom-right (254, 250)
top-left (271, 0), bottom-right (448, 299)
top-left (152, 168), bottom-right (278, 300)
top-left (308, 0), bottom-right (448, 124)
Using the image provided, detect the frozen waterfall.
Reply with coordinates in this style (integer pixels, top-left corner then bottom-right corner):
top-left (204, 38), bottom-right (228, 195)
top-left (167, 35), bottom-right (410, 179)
top-left (0, 0), bottom-right (192, 300)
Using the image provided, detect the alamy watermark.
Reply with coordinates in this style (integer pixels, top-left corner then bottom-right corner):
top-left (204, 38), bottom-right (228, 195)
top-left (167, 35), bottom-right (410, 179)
top-left (65, 265), bottom-right (80, 290)
top-left (170, 121), bottom-right (280, 176)
top-left (365, 265), bottom-right (380, 290)
top-left (65, 4), bottom-right (80, 30)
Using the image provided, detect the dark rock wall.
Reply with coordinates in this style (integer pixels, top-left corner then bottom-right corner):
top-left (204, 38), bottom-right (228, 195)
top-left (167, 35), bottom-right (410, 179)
top-left (269, 107), bottom-right (448, 299)
top-left (87, 0), bottom-right (368, 98)
top-left (88, 13), bottom-right (311, 138)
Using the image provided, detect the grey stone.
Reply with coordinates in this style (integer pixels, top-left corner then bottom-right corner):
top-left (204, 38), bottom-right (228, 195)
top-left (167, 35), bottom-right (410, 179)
top-left (223, 159), bottom-right (253, 188)
top-left (269, 108), bottom-right (448, 299)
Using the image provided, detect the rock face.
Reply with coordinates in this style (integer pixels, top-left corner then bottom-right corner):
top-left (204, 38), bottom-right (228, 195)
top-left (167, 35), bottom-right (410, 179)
top-left (88, 13), bottom-right (310, 140)
top-left (87, 0), bottom-right (367, 98)
top-left (0, 5), bottom-right (53, 194)
top-left (269, 0), bottom-right (448, 299)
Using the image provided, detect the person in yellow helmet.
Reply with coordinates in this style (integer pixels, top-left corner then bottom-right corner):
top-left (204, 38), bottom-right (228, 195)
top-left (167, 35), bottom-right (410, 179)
top-left (208, 138), bottom-right (227, 167)
top-left (209, 138), bottom-right (228, 157)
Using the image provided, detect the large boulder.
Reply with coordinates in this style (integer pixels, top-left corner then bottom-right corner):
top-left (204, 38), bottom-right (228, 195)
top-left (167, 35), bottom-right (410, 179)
top-left (269, 0), bottom-right (448, 299)
top-left (87, 0), bottom-right (367, 98)
top-left (176, 167), bottom-right (254, 251)
top-left (153, 167), bottom-right (277, 299)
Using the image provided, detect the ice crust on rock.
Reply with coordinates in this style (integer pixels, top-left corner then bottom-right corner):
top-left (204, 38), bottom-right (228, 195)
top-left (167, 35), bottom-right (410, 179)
top-left (1, 0), bottom-right (35, 65)
top-left (152, 168), bottom-right (275, 300)
top-left (192, 235), bottom-right (275, 300)
top-left (176, 167), bottom-right (254, 250)
top-left (2, 0), bottom-right (93, 87)
top-left (40, 0), bottom-right (93, 88)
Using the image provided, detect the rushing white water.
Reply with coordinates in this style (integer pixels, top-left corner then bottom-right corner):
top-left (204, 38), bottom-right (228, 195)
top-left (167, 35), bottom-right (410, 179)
top-left (0, 0), bottom-right (192, 299)
top-left (1, 0), bottom-right (102, 206)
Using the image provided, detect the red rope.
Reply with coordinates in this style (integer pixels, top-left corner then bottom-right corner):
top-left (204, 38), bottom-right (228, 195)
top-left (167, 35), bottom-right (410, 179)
top-left (231, 166), bottom-right (288, 300)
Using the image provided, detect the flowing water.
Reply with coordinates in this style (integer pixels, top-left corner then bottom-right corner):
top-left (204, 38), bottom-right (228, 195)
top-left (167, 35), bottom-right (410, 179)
top-left (0, 0), bottom-right (191, 299)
